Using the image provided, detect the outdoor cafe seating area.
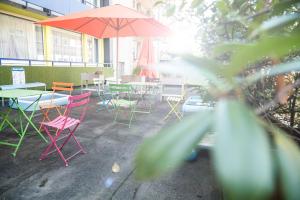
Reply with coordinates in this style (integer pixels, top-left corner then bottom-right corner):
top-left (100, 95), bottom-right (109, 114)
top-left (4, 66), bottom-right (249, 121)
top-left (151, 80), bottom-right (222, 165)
top-left (0, 71), bottom-right (219, 199)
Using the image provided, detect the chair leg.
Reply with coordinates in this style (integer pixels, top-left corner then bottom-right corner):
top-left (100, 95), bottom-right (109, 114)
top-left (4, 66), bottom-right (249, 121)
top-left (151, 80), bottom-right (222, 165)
top-left (53, 141), bottom-right (69, 167)
top-left (40, 125), bottom-right (86, 167)
top-left (39, 108), bottom-right (51, 131)
top-left (128, 106), bottom-right (136, 128)
top-left (39, 125), bottom-right (54, 160)
top-left (59, 130), bottom-right (73, 150)
top-left (40, 126), bottom-right (69, 166)
top-left (164, 100), bottom-right (182, 121)
top-left (59, 126), bottom-right (86, 154)
top-left (39, 141), bottom-right (54, 160)
top-left (71, 133), bottom-right (86, 154)
top-left (114, 106), bottom-right (120, 123)
top-left (55, 106), bottom-right (62, 115)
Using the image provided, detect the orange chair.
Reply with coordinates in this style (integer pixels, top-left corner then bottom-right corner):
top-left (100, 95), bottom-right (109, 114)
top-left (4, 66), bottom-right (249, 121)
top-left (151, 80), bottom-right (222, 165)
top-left (39, 82), bottom-right (74, 130)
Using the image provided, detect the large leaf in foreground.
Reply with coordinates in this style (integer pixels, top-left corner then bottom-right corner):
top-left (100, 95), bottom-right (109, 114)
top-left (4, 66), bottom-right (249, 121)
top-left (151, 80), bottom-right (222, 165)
top-left (250, 13), bottom-right (300, 37)
top-left (135, 112), bottom-right (212, 180)
top-left (243, 59), bottom-right (300, 86)
top-left (214, 34), bottom-right (300, 77)
top-left (273, 128), bottom-right (300, 200)
top-left (214, 100), bottom-right (273, 199)
top-left (182, 55), bottom-right (231, 91)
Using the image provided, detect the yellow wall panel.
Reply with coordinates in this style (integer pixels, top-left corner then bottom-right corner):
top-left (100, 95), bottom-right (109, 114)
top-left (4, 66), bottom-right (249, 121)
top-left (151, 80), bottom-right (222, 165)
top-left (0, 2), bottom-right (47, 21)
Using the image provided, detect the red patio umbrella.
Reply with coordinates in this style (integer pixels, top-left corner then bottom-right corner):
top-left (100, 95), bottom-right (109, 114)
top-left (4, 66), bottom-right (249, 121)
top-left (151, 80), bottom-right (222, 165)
top-left (137, 38), bottom-right (158, 78)
top-left (37, 4), bottom-right (170, 82)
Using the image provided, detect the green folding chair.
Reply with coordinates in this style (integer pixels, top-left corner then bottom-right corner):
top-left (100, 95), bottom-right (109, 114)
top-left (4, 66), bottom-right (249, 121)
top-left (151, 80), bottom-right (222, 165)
top-left (109, 84), bottom-right (137, 128)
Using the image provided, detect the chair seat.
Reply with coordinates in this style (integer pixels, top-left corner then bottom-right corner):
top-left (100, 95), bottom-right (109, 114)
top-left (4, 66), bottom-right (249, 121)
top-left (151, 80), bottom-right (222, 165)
top-left (39, 103), bottom-right (60, 109)
top-left (166, 96), bottom-right (183, 102)
top-left (82, 88), bottom-right (104, 92)
top-left (114, 99), bottom-right (137, 108)
top-left (41, 115), bottom-right (80, 129)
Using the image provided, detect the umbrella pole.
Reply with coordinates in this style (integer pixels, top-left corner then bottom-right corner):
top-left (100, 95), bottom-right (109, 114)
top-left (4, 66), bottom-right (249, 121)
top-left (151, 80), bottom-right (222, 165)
top-left (116, 34), bottom-right (119, 84)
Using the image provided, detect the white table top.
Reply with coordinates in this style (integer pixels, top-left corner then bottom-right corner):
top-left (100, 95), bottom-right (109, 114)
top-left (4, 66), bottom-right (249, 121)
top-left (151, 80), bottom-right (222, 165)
top-left (0, 82), bottom-right (46, 90)
top-left (128, 82), bottom-right (159, 86)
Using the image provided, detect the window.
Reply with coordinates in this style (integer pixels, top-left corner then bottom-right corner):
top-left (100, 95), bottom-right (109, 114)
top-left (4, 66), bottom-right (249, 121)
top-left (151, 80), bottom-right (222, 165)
top-left (52, 28), bottom-right (82, 62)
top-left (100, 0), bottom-right (109, 7)
top-left (0, 14), bottom-right (37, 59)
top-left (35, 25), bottom-right (44, 60)
top-left (84, 0), bottom-right (98, 8)
top-left (87, 36), bottom-right (99, 63)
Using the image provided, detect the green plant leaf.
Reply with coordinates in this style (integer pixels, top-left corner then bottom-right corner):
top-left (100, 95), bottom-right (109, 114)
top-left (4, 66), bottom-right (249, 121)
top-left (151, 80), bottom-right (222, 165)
top-left (250, 13), bottom-right (300, 37)
top-left (216, 0), bottom-right (230, 15)
top-left (191, 0), bottom-right (203, 8)
top-left (216, 34), bottom-right (300, 77)
top-left (255, 0), bottom-right (265, 12)
top-left (213, 42), bottom-right (245, 56)
top-left (153, 0), bottom-right (165, 7)
top-left (213, 99), bottom-right (273, 199)
top-left (243, 59), bottom-right (300, 86)
top-left (272, 128), bottom-right (300, 200)
top-left (135, 112), bottom-right (212, 180)
top-left (166, 4), bottom-right (176, 16)
top-left (272, 0), bottom-right (300, 16)
top-left (179, 0), bottom-right (187, 10)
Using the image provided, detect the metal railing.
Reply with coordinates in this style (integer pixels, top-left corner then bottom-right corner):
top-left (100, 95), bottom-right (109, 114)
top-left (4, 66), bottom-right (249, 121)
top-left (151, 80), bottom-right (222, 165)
top-left (0, 58), bottom-right (113, 68)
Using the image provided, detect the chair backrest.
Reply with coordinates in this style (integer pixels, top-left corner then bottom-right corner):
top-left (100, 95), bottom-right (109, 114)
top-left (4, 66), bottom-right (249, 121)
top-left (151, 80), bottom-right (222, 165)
top-left (160, 77), bottom-right (186, 100)
top-left (93, 76), bottom-right (104, 86)
top-left (109, 84), bottom-right (134, 100)
top-left (52, 82), bottom-right (74, 94)
top-left (65, 92), bottom-right (92, 123)
top-left (109, 84), bottom-right (133, 93)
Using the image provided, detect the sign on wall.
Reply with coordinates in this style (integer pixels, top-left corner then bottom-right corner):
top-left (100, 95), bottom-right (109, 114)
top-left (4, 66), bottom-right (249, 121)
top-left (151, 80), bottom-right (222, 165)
top-left (12, 67), bottom-right (25, 85)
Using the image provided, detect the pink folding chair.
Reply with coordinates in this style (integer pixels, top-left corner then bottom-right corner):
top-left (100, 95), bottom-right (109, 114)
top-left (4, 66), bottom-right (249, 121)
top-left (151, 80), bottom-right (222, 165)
top-left (39, 92), bottom-right (91, 166)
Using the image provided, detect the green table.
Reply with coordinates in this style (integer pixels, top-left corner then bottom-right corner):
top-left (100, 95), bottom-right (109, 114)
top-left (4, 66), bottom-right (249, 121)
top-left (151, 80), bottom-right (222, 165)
top-left (0, 89), bottom-right (50, 157)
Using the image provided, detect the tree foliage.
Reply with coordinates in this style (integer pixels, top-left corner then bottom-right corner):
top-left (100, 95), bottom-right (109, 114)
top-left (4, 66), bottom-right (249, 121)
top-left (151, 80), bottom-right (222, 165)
top-left (136, 0), bottom-right (300, 199)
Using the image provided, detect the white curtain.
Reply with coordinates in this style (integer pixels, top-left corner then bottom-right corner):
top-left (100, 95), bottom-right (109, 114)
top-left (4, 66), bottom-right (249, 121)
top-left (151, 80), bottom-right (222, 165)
top-left (0, 14), bottom-right (37, 59)
top-left (52, 28), bottom-right (82, 62)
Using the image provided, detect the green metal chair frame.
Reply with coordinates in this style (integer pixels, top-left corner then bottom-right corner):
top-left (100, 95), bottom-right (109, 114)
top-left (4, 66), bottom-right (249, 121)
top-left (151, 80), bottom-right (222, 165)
top-left (109, 84), bottom-right (137, 128)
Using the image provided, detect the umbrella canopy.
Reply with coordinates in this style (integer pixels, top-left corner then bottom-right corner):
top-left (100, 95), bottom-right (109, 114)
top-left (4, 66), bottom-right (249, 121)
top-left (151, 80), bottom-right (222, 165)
top-left (137, 38), bottom-right (158, 78)
top-left (38, 4), bottom-right (170, 38)
top-left (38, 4), bottom-right (170, 82)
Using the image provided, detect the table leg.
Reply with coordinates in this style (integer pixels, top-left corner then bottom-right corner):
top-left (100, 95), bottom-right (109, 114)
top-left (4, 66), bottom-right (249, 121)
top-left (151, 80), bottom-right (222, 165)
top-left (134, 86), bottom-right (152, 114)
top-left (12, 97), bottom-right (48, 143)
top-left (0, 102), bottom-right (19, 134)
top-left (10, 96), bottom-right (48, 157)
top-left (12, 123), bottom-right (26, 157)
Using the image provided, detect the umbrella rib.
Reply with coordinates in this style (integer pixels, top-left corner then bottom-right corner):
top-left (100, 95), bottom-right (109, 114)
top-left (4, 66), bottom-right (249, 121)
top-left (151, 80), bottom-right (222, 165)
top-left (73, 18), bottom-right (97, 32)
top-left (109, 18), bottom-right (118, 30)
top-left (119, 18), bottom-right (124, 27)
top-left (95, 18), bottom-right (110, 37)
top-left (125, 18), bottom-right (137, 36)
top-left (118, 19), bottom-right (137, 31)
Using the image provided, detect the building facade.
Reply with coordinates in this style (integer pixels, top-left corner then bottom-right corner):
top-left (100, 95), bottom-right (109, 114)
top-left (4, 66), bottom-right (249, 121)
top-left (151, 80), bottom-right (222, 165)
top-left (0, 0), bottom-right (156, 77)
top-left (0, 0), bottom-right (113, 67)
